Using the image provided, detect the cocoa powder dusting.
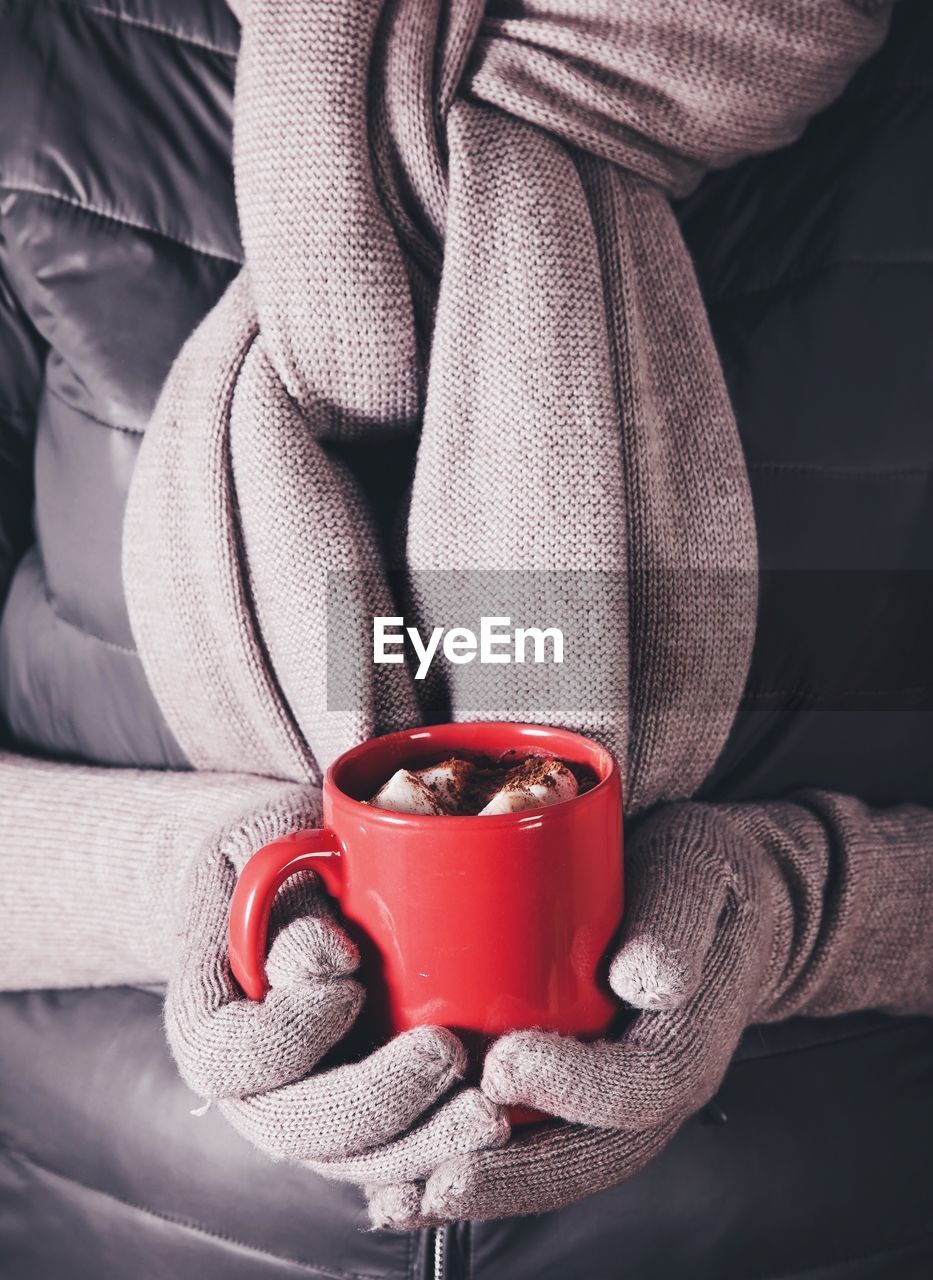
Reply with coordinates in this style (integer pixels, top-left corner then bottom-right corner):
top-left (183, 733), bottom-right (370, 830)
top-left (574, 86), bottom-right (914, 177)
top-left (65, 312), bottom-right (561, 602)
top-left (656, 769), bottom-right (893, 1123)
top-left (416, 752), bottom-right (597, 815)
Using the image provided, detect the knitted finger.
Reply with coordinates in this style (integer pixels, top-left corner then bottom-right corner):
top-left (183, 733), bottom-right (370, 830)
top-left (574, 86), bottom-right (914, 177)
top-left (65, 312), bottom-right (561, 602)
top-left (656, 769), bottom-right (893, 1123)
top-left (365, 1181), bottom-right (425, 1232)
top-left (166, 848), bottom-right (362, 1100)
top-left (312, 1088), bottom-right (509, 1186)
top-left (367, 1119), bottom-right (679, 1228)
top-left (609, 803), bottom-right (736, 1010)
top-left (481, 891), bottom-right (762, 1131)
top-left (265, 911), bottom-right (358, 980)
top-left (220, 1025), bottom-right (468, 1161)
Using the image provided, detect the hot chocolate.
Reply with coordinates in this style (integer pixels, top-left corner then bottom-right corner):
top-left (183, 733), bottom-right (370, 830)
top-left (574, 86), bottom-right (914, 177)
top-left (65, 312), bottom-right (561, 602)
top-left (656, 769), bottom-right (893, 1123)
top-left (368, 752), bottom-right (596, 817)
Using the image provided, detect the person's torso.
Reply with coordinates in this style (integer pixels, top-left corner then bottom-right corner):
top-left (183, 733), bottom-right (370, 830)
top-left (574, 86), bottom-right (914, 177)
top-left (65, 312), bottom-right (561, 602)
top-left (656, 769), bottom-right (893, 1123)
top-left (2, 2), bottom-right (931, 807)
top-left (1, 5), bottom-right (931, 1279)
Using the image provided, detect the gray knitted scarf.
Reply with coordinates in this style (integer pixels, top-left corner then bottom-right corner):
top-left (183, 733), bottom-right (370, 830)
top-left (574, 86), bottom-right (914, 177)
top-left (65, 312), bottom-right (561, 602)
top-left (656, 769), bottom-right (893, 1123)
top-left (122, 0), bottom-right (890, 814)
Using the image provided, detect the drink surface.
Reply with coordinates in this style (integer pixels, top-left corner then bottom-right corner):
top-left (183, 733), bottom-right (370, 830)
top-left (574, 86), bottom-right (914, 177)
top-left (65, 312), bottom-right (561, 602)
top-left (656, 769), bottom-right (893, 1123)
top-left (368, 751), bottom-right (597, 817)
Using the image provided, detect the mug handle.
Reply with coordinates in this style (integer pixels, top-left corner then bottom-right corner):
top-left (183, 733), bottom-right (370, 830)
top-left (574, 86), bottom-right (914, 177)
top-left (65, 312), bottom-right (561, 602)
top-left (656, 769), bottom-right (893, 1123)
top-left (228, 828), bottom-right (345, 1000)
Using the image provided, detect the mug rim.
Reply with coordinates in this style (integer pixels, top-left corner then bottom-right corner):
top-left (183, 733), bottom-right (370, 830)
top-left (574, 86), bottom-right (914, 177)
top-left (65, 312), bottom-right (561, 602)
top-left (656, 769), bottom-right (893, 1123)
top-left (325, 720), bottom-right (621, 830)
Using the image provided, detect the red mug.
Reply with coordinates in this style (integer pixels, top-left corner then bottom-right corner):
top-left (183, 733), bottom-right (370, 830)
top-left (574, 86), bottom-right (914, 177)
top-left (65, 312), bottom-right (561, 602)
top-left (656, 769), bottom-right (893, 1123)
top-left (228, 722), bottom-right (623, 1124)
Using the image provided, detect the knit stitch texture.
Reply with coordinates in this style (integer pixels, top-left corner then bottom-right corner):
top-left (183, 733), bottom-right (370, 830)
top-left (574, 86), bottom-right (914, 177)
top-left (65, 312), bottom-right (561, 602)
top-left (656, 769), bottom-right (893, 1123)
top-left (122, 0), bottom-right (893, 813)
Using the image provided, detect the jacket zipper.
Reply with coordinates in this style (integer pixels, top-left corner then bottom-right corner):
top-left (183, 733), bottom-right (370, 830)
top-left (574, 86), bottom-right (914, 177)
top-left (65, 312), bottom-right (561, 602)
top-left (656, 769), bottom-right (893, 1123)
top-left (431, 1224), bottom-right (448, 1280)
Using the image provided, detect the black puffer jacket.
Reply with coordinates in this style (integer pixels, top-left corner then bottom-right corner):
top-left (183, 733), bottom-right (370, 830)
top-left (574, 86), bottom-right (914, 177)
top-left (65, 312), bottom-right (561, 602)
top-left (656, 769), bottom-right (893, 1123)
top-left (1, 3), bottom-right (931, 1278)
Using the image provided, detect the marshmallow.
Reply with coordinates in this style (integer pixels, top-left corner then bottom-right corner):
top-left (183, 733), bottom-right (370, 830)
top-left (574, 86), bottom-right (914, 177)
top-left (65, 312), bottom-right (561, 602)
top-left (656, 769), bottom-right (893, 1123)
top-left (478, 758), bottom-right (578, 816)
top-left (369, 769), bottom-right (444, 815)
top-left (414, 759), bottom-right (475, 812)
top-left (477, 788), bottom-right (542, 816)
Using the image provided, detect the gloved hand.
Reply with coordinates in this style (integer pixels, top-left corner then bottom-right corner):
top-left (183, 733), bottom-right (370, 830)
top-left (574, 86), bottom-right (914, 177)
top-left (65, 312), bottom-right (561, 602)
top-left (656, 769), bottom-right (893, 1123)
top-left (365, 791), bottom-right (933, 1225)
top-left (165, 785), bottom-right (509, 1175)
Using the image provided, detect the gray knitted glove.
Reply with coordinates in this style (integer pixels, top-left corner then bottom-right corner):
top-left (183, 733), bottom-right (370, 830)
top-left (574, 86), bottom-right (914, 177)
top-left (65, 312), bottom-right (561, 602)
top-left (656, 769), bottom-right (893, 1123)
top-left (166, 787), bottom-right (508, 1171)
top-left (366, 791), bottom-right (933, 1225)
